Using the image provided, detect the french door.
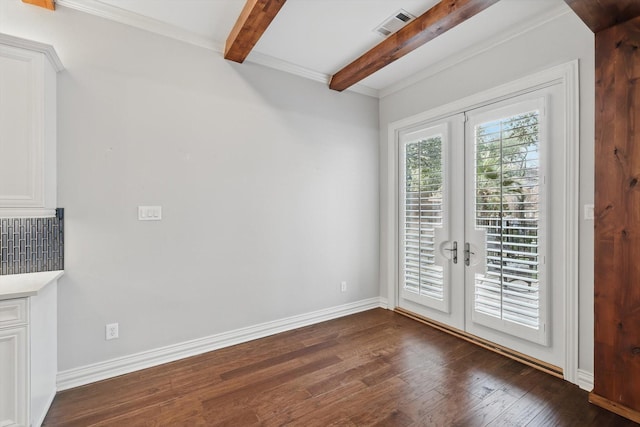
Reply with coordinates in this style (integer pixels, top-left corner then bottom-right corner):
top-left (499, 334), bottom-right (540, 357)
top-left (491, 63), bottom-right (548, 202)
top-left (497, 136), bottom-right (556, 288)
top-left (398, 85), bottom-right (565, 367)
top-left (399, 114), bottom-right (465, 330)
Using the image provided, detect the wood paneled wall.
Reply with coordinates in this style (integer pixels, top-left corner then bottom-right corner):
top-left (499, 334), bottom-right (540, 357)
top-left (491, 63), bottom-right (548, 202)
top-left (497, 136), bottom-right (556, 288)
top-left (592, 15), bottom-right (640, 423)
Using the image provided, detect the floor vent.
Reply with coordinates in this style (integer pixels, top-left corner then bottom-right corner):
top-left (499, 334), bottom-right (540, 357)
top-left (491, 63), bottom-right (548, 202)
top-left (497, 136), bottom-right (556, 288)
top-left (374, 9), bottom-right (416, 37)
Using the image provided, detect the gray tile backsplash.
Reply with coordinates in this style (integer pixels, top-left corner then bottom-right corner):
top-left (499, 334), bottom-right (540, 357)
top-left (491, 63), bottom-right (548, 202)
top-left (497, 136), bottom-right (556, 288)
top-left (0, 208), bottom-right (64, 275)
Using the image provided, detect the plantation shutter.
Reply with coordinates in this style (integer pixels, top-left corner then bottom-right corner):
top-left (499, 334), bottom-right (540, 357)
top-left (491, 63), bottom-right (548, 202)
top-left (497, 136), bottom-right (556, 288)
top-left (399, 121), bottom-right (451, 314)
top-left (472, 107), bottom-right (545, 337)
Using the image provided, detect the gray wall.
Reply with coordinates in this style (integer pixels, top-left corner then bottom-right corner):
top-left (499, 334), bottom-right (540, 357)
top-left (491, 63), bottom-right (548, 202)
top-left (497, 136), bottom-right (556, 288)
top-left (1, 1), bottom-right (379, 371)
top-left (1, 0), bottom-right (596, 377)
top-left (378, 10), bottom-right (595, 373)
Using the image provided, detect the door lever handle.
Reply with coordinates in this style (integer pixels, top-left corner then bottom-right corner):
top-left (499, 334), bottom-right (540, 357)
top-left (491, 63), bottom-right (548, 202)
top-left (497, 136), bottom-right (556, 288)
top-left (444, 241), bottom-right (458, 264)
top-left (464, 242), bottom-right (475, 266)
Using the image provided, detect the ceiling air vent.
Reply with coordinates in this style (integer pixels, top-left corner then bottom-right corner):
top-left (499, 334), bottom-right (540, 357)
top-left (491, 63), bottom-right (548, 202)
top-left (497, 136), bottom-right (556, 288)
top-left (374, 9), bottom-right (416, 38)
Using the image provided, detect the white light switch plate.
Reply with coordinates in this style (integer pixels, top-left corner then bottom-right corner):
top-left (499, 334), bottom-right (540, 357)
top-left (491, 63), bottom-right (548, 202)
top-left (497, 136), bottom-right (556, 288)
top-left (138, 206), bottom-right (162, 221)
top-left (584, 204), bottom-right (594, 220)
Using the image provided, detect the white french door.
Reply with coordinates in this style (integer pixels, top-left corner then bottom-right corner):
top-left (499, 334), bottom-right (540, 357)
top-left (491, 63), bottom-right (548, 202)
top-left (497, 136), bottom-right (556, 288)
top-left (399, 115), bottom-right (465, 330)
top-left (398, 84), bottom-right (566, 368)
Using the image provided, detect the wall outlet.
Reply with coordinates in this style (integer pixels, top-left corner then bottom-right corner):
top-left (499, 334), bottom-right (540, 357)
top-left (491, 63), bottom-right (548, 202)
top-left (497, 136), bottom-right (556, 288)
top-left (341, 281), bottom-right (347, 292)
top-left (106, 323), bottom-right (119, 340)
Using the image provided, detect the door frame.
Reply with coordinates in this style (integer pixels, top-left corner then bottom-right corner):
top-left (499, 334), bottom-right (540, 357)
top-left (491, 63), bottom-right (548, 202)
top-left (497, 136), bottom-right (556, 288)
top-left (383, 61), bottom-right (579, 384)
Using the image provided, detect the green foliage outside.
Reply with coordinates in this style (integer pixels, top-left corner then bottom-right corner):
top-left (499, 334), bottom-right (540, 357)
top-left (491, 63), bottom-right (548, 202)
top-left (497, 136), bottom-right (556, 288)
top-left (405, 136), bottom-right (443, 195)
top-left (475, 112), bottom-right (539, 220)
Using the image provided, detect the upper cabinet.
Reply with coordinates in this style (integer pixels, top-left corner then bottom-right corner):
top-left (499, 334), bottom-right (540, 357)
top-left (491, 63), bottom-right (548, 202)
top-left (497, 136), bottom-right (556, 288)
top-left (0, 34), bottom-right (63, 218)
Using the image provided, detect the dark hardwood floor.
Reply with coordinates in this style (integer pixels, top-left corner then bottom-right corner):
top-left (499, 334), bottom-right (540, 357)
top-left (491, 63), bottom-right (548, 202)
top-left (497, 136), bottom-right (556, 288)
top-left (43, 309), bottom-right (637, 426)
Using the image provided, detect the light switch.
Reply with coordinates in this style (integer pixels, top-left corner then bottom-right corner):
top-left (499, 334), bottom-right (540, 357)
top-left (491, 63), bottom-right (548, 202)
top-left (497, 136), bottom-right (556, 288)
top-left (138, 206), bottom-right (162, 221)
top-left (584, 204), bottom-right (594, 220)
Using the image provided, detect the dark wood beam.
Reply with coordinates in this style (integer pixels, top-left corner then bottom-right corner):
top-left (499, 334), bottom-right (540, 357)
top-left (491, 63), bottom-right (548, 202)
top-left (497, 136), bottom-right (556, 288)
top-left (563, 0), bottom-right (640, 33)
top-left (21, 0), bottom-right (55, 10)
top-left (224, 0), bottom-right (286, 63)
top-left (329, 0), bottom-right (500, 92)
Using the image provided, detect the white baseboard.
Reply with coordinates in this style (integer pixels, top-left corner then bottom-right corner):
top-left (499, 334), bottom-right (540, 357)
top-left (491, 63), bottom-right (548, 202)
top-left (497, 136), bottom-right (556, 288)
top-left (577, 369), bottom-right (594, 391)
top-left (57, 297), bottom-right (385, 391)
top-left (379, 297), bottom-right (390, 309)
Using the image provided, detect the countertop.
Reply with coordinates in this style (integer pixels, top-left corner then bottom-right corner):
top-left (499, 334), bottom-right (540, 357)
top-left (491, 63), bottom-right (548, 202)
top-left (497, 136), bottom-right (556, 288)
top-left (0, 270), bottom-right (64, 300)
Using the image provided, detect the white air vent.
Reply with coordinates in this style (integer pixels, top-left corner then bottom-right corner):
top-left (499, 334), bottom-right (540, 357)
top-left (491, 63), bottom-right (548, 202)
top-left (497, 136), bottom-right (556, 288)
top-left (373, 9), bottom-right (416, 37)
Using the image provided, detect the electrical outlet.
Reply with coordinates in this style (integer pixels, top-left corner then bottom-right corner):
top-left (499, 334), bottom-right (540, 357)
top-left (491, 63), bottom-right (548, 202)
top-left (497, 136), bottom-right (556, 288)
top-left (341, 281), bottom-right (347, 292)
top-left (106, 323), bottom-right (119, 340)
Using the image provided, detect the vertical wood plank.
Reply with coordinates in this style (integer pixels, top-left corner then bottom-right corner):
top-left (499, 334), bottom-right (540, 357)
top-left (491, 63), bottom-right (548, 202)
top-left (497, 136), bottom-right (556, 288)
top-left (593, 15), bottom-right (640, 416)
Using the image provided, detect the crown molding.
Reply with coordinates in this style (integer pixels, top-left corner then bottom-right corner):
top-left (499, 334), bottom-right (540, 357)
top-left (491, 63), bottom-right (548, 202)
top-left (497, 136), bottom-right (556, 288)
top-left (247, 51), bottom-right (379, 98)
top-left (56, 0), bottom-right (217, 51)
top-left (26, 0), bottom-right (573, 100)
top-left (379, 3), bottom-right (573, 98)
top-left (0, 33), bottom-right (64, 71)
top-left (55, 0), bottom-right (378, 98)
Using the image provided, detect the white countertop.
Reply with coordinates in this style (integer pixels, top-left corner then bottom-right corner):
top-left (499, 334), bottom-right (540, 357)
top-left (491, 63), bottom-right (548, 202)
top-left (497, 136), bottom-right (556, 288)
top-left (0, 270), bottom-right (64, 300)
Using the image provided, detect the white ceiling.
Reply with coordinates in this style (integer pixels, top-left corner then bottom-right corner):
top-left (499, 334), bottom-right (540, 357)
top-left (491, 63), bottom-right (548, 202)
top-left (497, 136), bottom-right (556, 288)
top-left (55, 0), bottom-right (571, 96)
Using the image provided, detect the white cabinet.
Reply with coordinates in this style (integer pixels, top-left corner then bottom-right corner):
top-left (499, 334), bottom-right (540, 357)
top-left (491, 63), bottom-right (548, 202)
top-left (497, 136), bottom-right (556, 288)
top-left (0, 327), bottom-right (28, 425)
top-left (0, 300), bottom-right (28, 426)
top-left (0, 274), bottom-right (59, 427)
top-left (0, 34), bottom-right (63, 218)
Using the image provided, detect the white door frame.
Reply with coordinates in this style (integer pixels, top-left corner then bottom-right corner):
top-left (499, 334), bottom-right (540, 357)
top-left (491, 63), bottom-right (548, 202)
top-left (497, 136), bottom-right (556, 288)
top-left (384, 61), bottom-right (580, 384)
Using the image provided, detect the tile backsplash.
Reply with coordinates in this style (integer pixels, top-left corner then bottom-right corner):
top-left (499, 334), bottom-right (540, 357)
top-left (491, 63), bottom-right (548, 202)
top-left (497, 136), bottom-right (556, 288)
top-left (0, 208), bottom-right (64, 275)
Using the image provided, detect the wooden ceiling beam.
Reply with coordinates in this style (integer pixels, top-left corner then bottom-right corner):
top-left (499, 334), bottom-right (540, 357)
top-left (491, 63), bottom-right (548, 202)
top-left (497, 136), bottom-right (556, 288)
top-left (225, 0), bottom-right (287, 63)
top-left (21, 0), bottom-right (55, 10)
top-left (563, 0), bottom-right (640, 33)
top-left (329, 0), bottom-right (500, 92)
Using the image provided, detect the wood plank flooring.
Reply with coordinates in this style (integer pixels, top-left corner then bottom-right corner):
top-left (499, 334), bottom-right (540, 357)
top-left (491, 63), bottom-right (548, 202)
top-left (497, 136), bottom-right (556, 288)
top-left (43, 309), bottom-right (638, 426)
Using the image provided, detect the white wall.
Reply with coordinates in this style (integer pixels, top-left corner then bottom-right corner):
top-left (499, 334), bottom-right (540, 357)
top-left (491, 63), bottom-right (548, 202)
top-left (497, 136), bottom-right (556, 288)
top-left (0, 1), bottom-right (379, 371)
top-left (378, 10), bottom-right (596, 373)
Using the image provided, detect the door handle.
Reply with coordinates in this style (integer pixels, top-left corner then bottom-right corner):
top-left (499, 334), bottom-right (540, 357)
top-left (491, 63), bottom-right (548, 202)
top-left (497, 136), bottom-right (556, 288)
top-left (444, 241), bottom-right (458, 264)
top-left (464, 242), bottom-right (475, 266)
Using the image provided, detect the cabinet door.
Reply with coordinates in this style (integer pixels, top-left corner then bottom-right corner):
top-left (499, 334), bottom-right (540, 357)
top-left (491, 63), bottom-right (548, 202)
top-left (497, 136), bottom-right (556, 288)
top-left (0, 326), bottom-right (28, 427)
top-left (0, 45), bottom-right (50, 214)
